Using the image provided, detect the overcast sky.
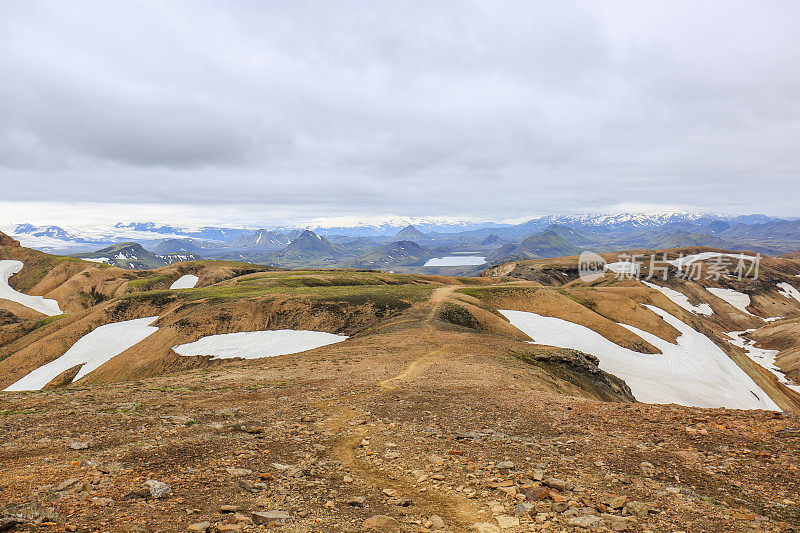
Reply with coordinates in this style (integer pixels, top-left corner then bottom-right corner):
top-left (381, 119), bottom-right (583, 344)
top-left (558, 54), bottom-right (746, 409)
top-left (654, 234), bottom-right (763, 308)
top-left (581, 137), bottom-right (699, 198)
top-left (1, 1), bottom-right (799, 225)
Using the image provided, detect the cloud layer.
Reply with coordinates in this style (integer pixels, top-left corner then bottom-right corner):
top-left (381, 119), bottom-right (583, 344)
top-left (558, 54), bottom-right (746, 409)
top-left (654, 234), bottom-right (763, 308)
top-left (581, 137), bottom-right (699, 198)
top-left (1, 1), bottom-right (799, 220)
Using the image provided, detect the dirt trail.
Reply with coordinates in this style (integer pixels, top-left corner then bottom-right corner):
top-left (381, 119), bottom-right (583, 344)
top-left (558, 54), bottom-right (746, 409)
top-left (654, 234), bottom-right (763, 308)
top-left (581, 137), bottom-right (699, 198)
top-left (318, 286), bottom-right (481, 529)
top-left (378, 285), bottom-right (457, 391)
top-left (317, 400), bottom-right (481, 530)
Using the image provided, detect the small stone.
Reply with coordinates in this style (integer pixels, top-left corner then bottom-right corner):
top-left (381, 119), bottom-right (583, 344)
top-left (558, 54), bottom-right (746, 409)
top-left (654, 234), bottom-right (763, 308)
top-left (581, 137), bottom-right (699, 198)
top-left (542, 478), bottom-right (567, 492)
top-left (363, 515), bottom-right (400, 532)
top-left (496, 461), bottom-right (515, 470)
top-left (624, 501), bottom-right (650, 518)
top-left (216, 525), bottom-right (241, 532)
top-left (53, 478), bottom-right (81, 492)
top-left (383, 452), bottom-right (401, 460)
top-left (610, 518), bottom-right (638, 532)
top-left (144, 479), bottom-right (171, 499)
top-left (225, 467), bottom-right (253, 476)
top-left (532, 469), bottom-right (544, 481)
top-left (252, 510), bottom-right (291, 525)
top-left (566, 516), bottom-right (603, 528)
top-left (236, 479), bottom-right (258, 493)
top-left (495, 515), bottom-right (519, 529)
top-left (513, 503), bottom-right (530, 517)
top-left (525, 486), bottom-right (550, 501)
top-left (602, 495), bottom-right (628, 509)
top-left (68, 441), bottom-right (89, 450)
top-left (219, 505), bottom-right (239, 513)
top-left (186, 522), bottom-right (210, 533)
top-left (640, 462), bottom-right (656, 476)
top-left (470, 523), bottom-right (501, 533)
top-left (429, 515), bottom-right (445, 529)
top-left (231, 513), bottom-right (253, 525)
top-left (347, 496), bottom-right (367, 507)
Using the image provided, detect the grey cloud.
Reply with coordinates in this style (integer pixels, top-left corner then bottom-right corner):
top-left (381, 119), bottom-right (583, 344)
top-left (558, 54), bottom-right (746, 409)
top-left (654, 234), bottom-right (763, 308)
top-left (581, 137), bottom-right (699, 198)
top-left (0, 1), bottom-right (799, 218)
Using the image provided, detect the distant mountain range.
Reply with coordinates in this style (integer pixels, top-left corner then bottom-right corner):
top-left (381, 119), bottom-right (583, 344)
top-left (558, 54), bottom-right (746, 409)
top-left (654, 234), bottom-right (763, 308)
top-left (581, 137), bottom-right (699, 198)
top-left (4, 211), bottom-right (800, 270)
top-left (74, 243), bottom-right (202, 269)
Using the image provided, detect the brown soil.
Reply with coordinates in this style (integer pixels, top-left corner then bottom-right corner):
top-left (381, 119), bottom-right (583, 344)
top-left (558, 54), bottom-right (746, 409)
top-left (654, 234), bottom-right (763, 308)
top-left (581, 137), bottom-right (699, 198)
top-left (0, 298), bottom-right (798, 532)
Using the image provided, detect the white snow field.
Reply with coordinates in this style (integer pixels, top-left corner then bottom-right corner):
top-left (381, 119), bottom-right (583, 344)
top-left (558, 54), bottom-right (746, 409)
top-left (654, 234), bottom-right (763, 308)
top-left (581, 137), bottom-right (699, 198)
top-left (706, 287), bottom-right (756, 316)
top-left (642, 281), bottom-right (713, 316)
top-left (170, 274), bottom-right (199, 289)
top-left (604, 261), bottom-right (640, 276)
top-left (777, 282), bottom-right (800, 303)
top-left (667, 252), bottom-right (756, 269)
top-left (0, 260), bottom-right (62, 316)
top-left (173, 330), bottom-right (349, 360)
top-left (3, 317), bottom-right (159, 391)
top-left (726, 330), bottom-right (800, 394)
top-left (499, 306), bottom-right (778, 410)
top-left (424, 256), bottom-right (486, 267)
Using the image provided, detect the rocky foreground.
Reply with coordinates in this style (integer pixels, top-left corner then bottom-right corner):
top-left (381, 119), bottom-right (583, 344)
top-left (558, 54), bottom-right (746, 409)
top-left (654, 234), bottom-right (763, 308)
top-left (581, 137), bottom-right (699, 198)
top-left (1, 360), bottom-right (798, 533)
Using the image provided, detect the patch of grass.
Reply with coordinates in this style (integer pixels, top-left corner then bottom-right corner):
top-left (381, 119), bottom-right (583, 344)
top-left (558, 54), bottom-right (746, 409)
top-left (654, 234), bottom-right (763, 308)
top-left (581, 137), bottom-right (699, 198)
top-left (148, 386), bottom-right (194, 393)
top-left (456, 286), bottom-right (538, 300)
top-left (117, 290), bottom-right (177, 307)
top-left (439, 303), bottom-right (480, 330)
top-left (31, 314), bottom-right (69, 331)
top-left (455, 277), bottom-right (488, 285)
top-left (79, 288), bottom-right (108, 306)
top-left (128, 275), bottom-right (173, 291)
top-left (556, 287), bottom-right (597, 311)
top-left (234, 270), bottom-right (427, 289)
top-left (0, 408), bottom-right (39, 416)
top-left (167, 278), bottom-right (435, 305)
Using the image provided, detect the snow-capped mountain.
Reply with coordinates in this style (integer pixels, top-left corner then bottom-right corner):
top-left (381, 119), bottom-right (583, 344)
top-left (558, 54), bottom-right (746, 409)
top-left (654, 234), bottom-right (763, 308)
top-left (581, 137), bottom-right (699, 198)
top-left (227, 229), bottom-right (291, 250)
top-left (521, 212), bottom-right (772, 231)
top-left (0, 211), bottom-right (789, 257)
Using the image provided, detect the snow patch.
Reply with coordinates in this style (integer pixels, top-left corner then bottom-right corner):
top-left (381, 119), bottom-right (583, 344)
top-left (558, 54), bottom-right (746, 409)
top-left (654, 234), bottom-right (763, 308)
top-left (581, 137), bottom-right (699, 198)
top-left (0, 260), bottom-right (62, 316)
top-left (424, 256), bottom-right (486, 267)
top-left (642, 281), bottom-right (712, 316)
top-left (499, 306), bottom-right (778, 410)
top-left (173, 330), bottom-right (348, 360)
top-left (726, 330), bottom-right (800, 394)
top-left (84, 257), bottom-right (110, 264)
top-left (777, 282), bottom-right (800, 303)
top-left (170, 275), bottom-right (199, 290)
top-left (706, 288), bottom-right (756, 316)
top-left (667, 252), bottom-right (757, 269)
top-left (605, 262), bottom-right (639, 275)
top-left (3, 317), bottom-right (159, 391)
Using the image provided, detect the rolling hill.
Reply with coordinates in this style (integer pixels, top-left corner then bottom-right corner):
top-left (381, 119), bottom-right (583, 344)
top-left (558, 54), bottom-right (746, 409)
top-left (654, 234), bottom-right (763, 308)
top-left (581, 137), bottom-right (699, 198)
top-left (1, 242), bottom-right (799, 531)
